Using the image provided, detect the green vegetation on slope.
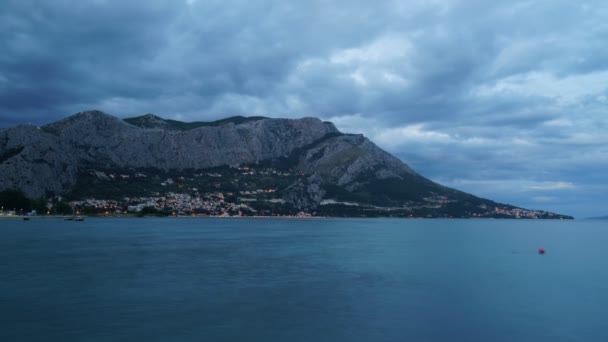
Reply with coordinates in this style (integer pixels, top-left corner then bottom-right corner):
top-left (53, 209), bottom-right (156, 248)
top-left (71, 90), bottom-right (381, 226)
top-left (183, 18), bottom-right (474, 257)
top-left (124, 115), bottom-right (268, 131)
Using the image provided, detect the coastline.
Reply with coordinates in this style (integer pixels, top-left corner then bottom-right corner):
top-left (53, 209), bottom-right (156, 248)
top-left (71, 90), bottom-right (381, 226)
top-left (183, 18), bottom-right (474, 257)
top-left (0, 214), bottom-right (574, 220)
top-left (0, 214), bottom-right (327, 220)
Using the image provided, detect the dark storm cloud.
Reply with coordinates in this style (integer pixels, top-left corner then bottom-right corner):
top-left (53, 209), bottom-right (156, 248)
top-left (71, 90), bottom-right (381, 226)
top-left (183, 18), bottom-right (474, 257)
top-left (1, 0), bottom-right (458, 122)
top-left (1, 0), bottom-right (607, 217)
top-left (0, 0), bottom-right (181, 123)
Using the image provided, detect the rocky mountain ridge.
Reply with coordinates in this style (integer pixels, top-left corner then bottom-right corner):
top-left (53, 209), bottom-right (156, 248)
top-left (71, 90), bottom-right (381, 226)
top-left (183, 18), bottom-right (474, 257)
top-left (0, 110), bottom-right (572, 218)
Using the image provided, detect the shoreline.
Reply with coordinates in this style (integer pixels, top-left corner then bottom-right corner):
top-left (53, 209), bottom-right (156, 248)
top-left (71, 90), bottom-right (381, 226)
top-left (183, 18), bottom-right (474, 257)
top-left (0, 214), bottom-right (327, 220)
top-left (0, 214), bottom-right (574, 220)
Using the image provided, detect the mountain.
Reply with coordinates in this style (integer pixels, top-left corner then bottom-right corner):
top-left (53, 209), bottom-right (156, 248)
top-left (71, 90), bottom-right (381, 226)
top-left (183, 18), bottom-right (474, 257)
top-left (0, 110), bottom-right (572, 218)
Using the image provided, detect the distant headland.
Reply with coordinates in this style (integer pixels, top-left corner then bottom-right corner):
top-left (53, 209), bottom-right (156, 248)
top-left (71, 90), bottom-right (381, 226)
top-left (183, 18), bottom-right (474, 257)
top-left (0, 111), bottom-right (573, 219)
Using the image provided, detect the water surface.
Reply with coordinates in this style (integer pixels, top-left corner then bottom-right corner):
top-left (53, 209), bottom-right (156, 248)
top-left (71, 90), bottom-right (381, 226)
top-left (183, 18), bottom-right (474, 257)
top-left (1, 218), bottom-right (606, 341)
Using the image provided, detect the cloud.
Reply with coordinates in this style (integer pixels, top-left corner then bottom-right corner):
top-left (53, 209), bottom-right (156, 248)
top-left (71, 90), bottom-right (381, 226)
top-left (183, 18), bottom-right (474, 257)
top-left (439, 179), bottom-right (576, 195)
top-left (527, 182), bottom-right (576, 191)
top-left (0, 0), bottom-right (607, 217)
top-left (531, 196), bottom-right (558, 203)
top-left (471, 71), bottom-right (608, 106)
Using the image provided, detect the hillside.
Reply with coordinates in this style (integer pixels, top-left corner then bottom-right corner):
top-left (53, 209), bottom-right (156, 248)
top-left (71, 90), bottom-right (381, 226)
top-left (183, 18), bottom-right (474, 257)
top-left (0, 110), bottom-right (572, 218)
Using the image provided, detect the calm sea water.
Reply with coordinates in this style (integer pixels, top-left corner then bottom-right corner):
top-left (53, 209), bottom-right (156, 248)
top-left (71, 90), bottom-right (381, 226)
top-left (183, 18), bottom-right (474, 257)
top-left (1, 217), bottom-right (606, 342)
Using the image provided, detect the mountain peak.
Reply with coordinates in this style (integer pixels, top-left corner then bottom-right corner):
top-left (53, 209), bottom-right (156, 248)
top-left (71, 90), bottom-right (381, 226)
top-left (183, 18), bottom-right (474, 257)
top-left (69, 110), bottom-right (116, 121)
top-left (48, 110), bottom-right (119, 125)
top-left (42, 110), bottom-right (128, 135)
top-left (124, 113), bottom-right (170, 129)
top-left (75, 109), bottom-right (109, 116)
top-left (138, 113), bottom-right (165, 121)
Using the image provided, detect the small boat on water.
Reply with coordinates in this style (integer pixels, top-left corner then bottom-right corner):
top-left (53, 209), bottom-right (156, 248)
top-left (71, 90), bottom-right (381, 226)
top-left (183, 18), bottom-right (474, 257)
top-left (74, 217), bottom-right (85, 221)
top-left (23, 217), bottom-right (30, 221)
top-left (64, 217), bottom-right (74, 221)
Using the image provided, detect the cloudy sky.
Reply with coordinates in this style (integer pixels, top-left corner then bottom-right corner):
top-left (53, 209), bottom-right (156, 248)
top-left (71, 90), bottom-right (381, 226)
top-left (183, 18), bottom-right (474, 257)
top-left (1, 0), bottom-right (607, 217)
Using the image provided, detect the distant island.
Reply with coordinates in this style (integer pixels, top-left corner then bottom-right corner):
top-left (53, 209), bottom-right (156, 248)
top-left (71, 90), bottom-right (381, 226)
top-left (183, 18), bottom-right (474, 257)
top-left (0, 111), bottom-right (572, 219)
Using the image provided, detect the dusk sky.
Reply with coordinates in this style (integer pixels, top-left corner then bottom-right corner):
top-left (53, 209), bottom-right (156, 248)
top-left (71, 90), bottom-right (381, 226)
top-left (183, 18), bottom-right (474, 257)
top-left (1, 0), bottom-right (606, 218)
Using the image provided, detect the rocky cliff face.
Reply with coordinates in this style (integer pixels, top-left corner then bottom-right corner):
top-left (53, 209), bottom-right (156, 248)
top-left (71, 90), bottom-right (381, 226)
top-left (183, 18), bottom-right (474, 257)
top-left (297, 133), bottom-right (415, 187)
top-left (0, 124), bottom-right (80, 198)
top-left (1, 110), bottom-right (339, 197)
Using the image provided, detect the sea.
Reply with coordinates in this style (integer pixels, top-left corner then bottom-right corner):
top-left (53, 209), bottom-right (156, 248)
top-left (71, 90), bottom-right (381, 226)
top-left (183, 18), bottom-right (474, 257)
top-left (0, 217), bottom-right (606, 342)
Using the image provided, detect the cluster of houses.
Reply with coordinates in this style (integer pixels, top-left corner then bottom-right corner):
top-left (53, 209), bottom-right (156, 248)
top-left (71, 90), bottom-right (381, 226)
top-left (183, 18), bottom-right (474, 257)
top-left (68, 191), bottom-right (259, 216)
top-left (491, 207), bottom-right (552, 219)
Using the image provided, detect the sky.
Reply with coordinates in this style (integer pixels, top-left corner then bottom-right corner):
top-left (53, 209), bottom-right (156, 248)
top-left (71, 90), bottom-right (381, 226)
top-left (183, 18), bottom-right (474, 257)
top-left (1, 0), bottom-right (607, 218)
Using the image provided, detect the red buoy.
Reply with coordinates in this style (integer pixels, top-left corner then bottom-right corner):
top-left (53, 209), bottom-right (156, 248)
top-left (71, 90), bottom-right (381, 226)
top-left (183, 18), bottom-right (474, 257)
top-left (538, 247), bottom-right (545, 255)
